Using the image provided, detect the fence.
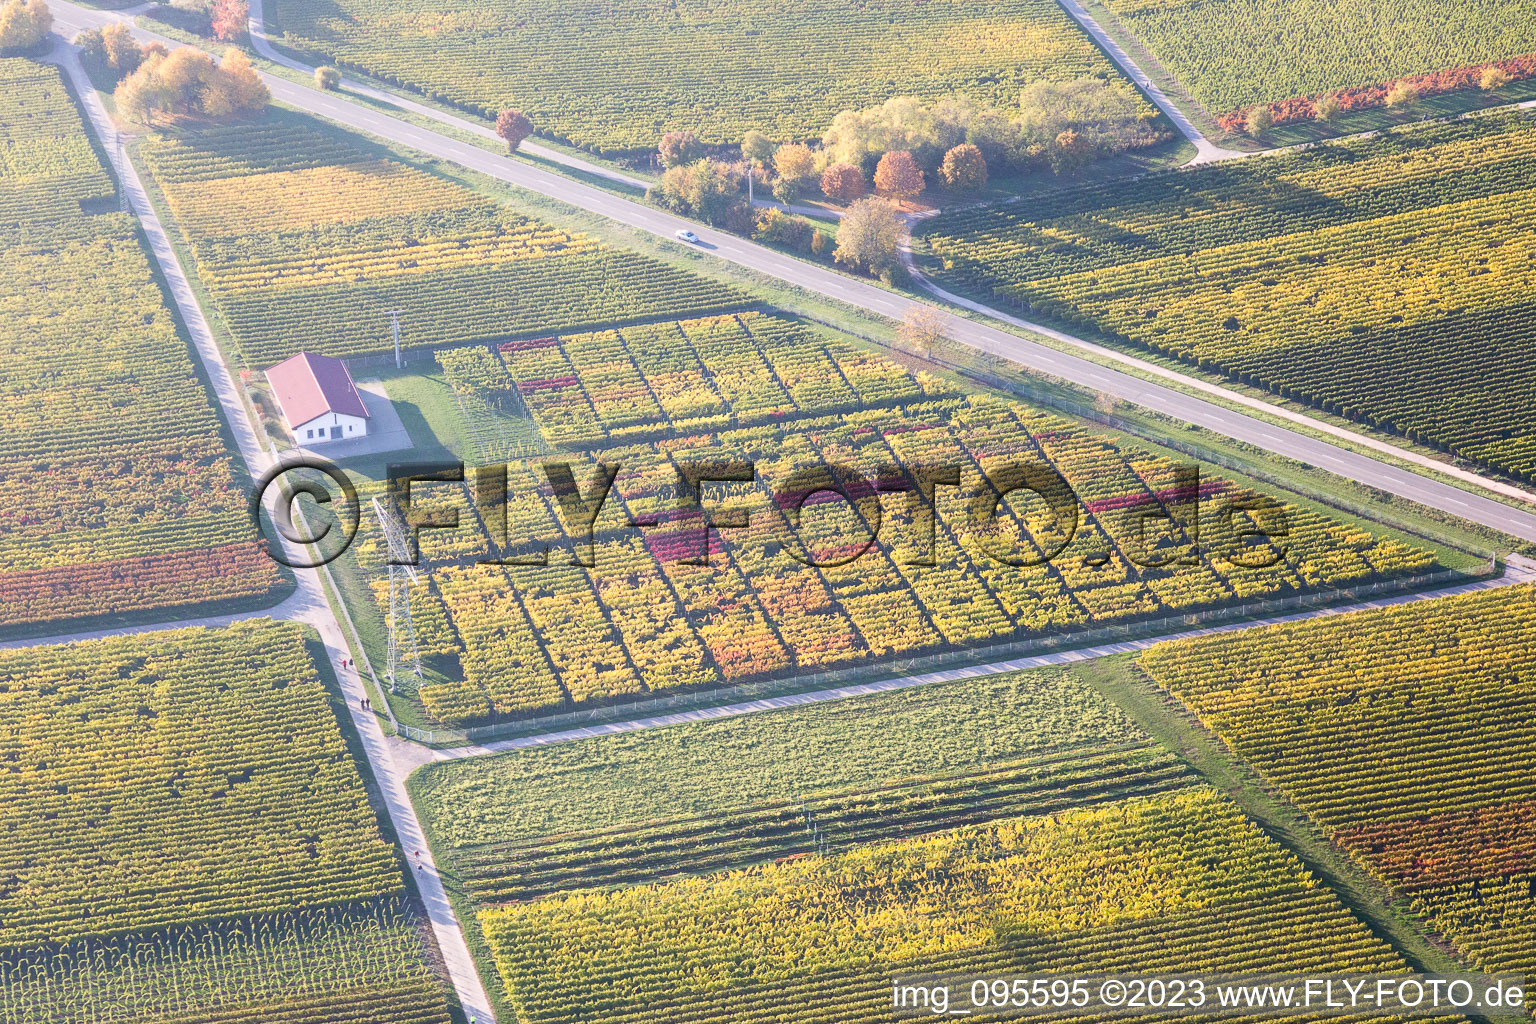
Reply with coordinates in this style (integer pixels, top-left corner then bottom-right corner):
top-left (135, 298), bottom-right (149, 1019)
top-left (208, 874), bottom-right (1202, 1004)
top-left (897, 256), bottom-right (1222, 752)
top-left (396, 557), bottom-right (1497, 746)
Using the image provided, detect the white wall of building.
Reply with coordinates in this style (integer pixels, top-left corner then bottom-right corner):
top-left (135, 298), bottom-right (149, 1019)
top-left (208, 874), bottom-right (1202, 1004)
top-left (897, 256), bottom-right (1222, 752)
top-left (295, 412), bottom-right (367, 444)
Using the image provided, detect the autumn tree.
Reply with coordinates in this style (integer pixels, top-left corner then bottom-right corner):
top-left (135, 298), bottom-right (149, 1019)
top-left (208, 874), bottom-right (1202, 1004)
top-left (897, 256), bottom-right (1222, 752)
top-left (212, 47), bottom-right (266, 114)
top-left (1244, 105), bottom-right (1274, 137)
top-left (752, 206), bottom-right (813, 249)
top-left (157, 47), bottom-right (219, 114)
top-left (819, 161), bottom-right (866, 203)
top-left (114, 52), bottom-right (171, 123)
top-left (1384, 81), bottom-right (1419, 108)
top-left (76, 26), bottom-right (108, 69)
top-left (898, 304), bottom-right (948, 358)
top-left (495, 108), bottom-right (533, 152)
top-left (833, 197), bottom-right (904, 276)
top-left (1313, 94), bottom-right (1340, 122)
top-left (0, 0), bottom-right (51, 53)
top-left (114, 45), bottom-right (265, 124)
top-left (209, 0), bottom-right (246, 42)
top-left (938, 143), bottom-right (987, 191)
top-left (1481, 66), bottom-right (1510, 91)
top-left (315, 65), bottom-right (340, 90)
top-left (647, 158), bottom-right (743, 225)
top-left (658, 129), bottom-right (703, 168)
top-left (873, 149), bottom-right (924, 202)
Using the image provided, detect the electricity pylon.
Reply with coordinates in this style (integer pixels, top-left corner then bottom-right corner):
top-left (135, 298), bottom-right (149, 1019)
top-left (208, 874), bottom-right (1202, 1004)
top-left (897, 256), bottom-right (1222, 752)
top-left (372, 496), bottom-right (423, 694)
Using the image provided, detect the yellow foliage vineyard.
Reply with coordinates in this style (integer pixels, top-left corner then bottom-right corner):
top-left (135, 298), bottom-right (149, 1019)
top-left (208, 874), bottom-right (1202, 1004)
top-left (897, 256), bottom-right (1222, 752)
top-left (0, 58), bottom-right (282, 630)
top-left (271, 0), bottom-right (1131, 152)
top-left (138, 114), bottom-right (748, 365)
top-left (480, 790), bottom-right (1407, 1023)
top-left (1140, 584), bottom-right (1536, 976)
top-left (922, 114), bottom-right (1536, 480)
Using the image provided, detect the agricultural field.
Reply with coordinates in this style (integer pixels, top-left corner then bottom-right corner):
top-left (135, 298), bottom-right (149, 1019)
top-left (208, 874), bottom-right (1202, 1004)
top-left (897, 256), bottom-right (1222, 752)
top-left (271, 0), bottom-right (1132, 154)
top-left (1139, 584), bottom-right (1536, 977)
top-left (1099, 0), bottom-right (1536, 120)
top-left (137, 112), bottom-right (748, 367)
top-left (0, 621), bottom-right (456, 1023)
top-left (413, 667), bottom-right (1194, 901)
top-left (919, 112), bottom-right (1536, 481)
top-left (342, 308), bottom-right (1447, 728)
top-left (412, 670), bottom-right (1413, 1021)
top-left (0, 59), bottom-right (284, 632)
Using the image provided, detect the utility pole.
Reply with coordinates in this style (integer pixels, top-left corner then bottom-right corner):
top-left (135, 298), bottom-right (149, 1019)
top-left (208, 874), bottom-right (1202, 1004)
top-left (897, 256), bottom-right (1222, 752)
top-left (390, 310), bottom-right (403, 369)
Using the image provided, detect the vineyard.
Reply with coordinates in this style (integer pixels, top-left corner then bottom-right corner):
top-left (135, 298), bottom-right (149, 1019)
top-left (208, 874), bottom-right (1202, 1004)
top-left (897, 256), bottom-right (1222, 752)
top-left (0, 58), bottom-right (284, 630)
top-left (1139, 584), bottom-right (1536, 977)
top-left (412, 667), bottom-right (1194, 901)
top-left (0, 901), bottom-right (451, 1024)
top-left (137, 113), bottom-right (748, 366)
top-left (347, 320), bottom-right (1442, 726)
top-left (483, 311), bottom-right (934, 448)
top-left (477, 790), bottom-right (1410, 1023)
top-left (1100, 0), bottom-right (1536, 115)
top-left (271, 0), bottom-right (1130, 153)
top-left (919, 113), bottom-right (1536, 480)
top-left (0, 621), bottom-right (455, 1022)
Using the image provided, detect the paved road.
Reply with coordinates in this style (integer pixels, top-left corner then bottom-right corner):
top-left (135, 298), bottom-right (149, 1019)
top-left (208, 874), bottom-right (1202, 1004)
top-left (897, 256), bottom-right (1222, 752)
top-left (1054, 0), bottom-right (1244, 163)
top-left (438, 556), bottom-right (1536, 761)
top-left (48, 0), bottom-right (1536, 546)
top-left (46, 43), bottom-right (498, 1024)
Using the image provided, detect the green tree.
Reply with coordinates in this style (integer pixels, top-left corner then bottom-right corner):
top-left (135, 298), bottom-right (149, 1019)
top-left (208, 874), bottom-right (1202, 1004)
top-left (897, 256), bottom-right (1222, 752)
top-left (1244, 105), bottom-right (1274, 137)
top-left (741, 130), bottom-right (773, 167)
top-left (647, 158), bottom-right (742, 226)
top-left (833, 197), bottom-right (903, 276)
top-left (1313, 94), bottom-right (1341, 122)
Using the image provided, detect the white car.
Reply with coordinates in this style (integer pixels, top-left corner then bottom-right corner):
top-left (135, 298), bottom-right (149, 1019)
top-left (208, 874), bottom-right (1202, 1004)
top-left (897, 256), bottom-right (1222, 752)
top-left (674, 229), bottom-right (702, 244)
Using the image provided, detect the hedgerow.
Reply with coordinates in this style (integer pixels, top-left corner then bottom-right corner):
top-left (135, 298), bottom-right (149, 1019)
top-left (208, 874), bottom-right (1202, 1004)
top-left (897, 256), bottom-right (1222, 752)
top-left (920, 113), bottom-right (1536, 480)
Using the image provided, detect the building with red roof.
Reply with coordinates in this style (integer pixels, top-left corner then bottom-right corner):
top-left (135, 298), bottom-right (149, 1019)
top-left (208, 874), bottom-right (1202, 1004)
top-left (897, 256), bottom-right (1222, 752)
top-left (264, 352), bottom-right (370, 445)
